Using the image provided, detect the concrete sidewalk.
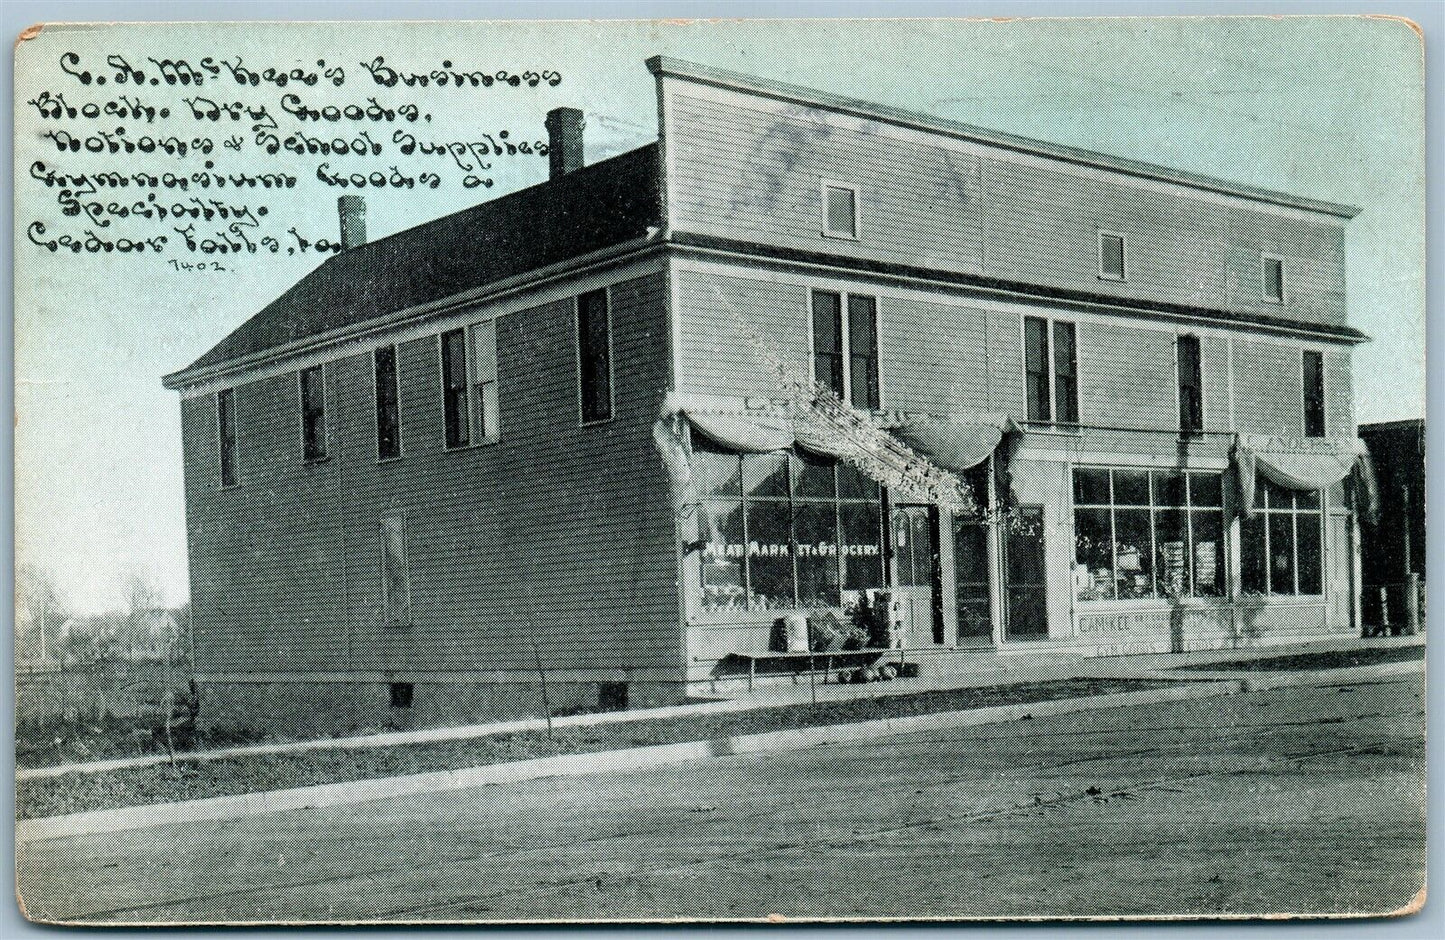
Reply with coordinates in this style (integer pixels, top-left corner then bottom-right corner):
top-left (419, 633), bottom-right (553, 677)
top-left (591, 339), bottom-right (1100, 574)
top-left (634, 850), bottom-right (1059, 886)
top-left (18, 633), bottom-right (1424, 783)
top-left (17, 654), bottom-right (1422, 845)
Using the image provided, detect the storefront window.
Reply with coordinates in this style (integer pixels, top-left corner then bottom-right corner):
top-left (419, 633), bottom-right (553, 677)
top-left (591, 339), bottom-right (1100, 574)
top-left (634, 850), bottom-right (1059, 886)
top-left (694, 443), bottom-right (885, 612)
top-left (1073, 467), bottom-right (1227, 601)
top-left (1241, 477), bottom-right (1323, 596)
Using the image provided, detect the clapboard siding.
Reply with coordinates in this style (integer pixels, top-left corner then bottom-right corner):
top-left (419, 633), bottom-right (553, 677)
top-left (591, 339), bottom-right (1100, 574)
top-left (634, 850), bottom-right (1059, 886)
top-left (1232, 338), bottom-right (1305, 436)
top-left (670, 93), bottom-right (985, 274)
top-left (1199, 333), bottom-right (1230, 433)
top-left (983, 157), bottom-right (1232, 310)
top-left (1324, 346), bottom-right (1354, 436)
top-left (662, 81), bottom-right (1349, 329)
top-left (878, 296), bottom-right (991, 413)
top-left (182, 271), bottom-right (681, 678)
top-left (676, 269), bottom-right (810, 398)
top-left (1225, 207), bottom-right (1347, 325)
top-left (676, 268), bottom-right (1001, 415)
top-left (1077, 322), bottom-right (1178, 430)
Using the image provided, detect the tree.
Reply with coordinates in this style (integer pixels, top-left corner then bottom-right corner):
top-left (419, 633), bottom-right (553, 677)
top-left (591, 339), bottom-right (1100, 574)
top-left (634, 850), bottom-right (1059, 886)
top-left (122, 571), bottom-right (166, 661)
top-left (16, 563), bottom-right (66, 661)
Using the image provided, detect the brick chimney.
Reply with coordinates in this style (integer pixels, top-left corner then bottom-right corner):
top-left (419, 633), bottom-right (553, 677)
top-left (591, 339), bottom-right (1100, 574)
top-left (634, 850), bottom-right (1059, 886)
top-left (337, 194), bottom-right (366, 250)
top-left (545, 107), bottom-right (585, 179)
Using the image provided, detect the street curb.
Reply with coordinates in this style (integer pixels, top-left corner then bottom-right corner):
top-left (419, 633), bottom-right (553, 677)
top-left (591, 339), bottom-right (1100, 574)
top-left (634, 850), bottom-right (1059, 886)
top-left (20, 634), bottom-right (1423, 783)
top-left (17, 658), bottom-right (1419, 845)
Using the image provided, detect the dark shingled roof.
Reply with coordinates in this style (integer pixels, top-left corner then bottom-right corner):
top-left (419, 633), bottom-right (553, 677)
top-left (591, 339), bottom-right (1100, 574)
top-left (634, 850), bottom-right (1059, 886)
top-left (172, 143), bottom-right (661, 381)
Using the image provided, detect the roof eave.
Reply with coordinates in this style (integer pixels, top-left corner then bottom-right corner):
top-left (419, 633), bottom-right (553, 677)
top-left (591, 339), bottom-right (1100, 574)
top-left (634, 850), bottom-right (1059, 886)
top-left (161, 234), bottom-right (665, 391)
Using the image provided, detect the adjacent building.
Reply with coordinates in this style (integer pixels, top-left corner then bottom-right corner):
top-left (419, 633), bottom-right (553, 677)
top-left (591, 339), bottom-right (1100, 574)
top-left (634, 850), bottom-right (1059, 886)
top-left (165, 57), bottom-right (1375, 732)
top-left (1359, 419), bottom-right (1425, 633)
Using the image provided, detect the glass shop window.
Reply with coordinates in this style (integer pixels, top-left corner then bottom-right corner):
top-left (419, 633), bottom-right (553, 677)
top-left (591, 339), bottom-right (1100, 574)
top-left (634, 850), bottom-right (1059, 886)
top-left (1241, 477), bottom-right (1324, 597)
top-left (694, 444), bottom-right (884, 613)
top-left (1072, 467), bottom-right (1227, 602)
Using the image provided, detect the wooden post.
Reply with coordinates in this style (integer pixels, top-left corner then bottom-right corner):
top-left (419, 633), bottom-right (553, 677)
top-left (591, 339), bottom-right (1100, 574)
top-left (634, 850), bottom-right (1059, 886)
top-left (1406, 572), bottom-right (1420, 635)
top-left (1379, 586), bottom-right (1391, 633)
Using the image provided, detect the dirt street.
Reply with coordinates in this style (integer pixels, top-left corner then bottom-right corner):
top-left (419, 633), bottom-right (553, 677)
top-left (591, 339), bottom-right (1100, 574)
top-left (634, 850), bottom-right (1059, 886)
top-left (17, 673), bottom-right (1425, 923)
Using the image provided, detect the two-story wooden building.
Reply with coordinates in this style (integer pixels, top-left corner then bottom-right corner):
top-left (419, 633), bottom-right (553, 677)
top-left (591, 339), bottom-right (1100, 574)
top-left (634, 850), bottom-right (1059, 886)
top-left (165, 57), bottom-right (1375, 732)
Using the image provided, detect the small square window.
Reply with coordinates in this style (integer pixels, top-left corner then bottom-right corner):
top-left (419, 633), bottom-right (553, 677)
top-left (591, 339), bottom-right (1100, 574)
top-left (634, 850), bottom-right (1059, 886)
top-left (823, 183), bottom-right (858, 239)
top-left (389, 682), bottom-right (413, 709)
top-left (1099, 232), bottom-right (1126, 281)
top-left (1263, 256), bottom-right (1285, 303)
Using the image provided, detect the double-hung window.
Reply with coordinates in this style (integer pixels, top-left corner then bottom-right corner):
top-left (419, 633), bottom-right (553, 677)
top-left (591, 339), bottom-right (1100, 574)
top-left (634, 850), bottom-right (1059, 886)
top-left (1241, 477), bottom-right (1323, 596)
top-left (217, 388), bottom-right (237, 486)
top-left (1263, 255), bottom-right (1285, 304)
top-left (441, 329), bottom-right (471, 448)
top-left (1177, 334), bottom-right (1203, 434)
top-left (299, 365), bottom-right (327, 462)
top-left (822, 181), bottom-right (858, 239)
top-left (1302, 349), bottom-right (1326, 438)
top-left (441, 322), bottom-right (500, 448)
top-left (1024, 316), bottom-right (1079, 424)
top-left (577, 289), bottom-right (613, 423)
top-left (374, 345), bottom-right (401, 460)
top-left (811, 291), bottom-right (880, 410)
top-left (1073, 467), bottom-right (1225, 601)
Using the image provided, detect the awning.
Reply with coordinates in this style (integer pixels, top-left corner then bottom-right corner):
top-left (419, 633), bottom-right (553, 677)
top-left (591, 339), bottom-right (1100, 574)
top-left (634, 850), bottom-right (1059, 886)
top-left (885, 412), bottom-right (1018, 474)
top-left (687, 410), bottom-right (795, 453)
top-left (1234, 433), bottom-right (1375, 517)
top-left (667, 401), bottom-right (1014, 512)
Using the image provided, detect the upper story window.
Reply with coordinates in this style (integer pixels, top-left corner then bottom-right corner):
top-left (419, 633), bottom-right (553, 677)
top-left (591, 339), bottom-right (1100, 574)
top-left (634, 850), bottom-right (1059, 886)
top-left (1177, 334), bottom-right (1203, 434)
top-left (217, 387), bottom-right (237, 487)
top-left (1024, 316), bottom-right (1078, 425)
top-left (374, 345), bottom-right (401, 460)
top-left (441, 328), bottom-right (471, 448)
top-left (1098, 231), bottom-right (1126, 281)
top-left (577, 288), bottom-right (613, 424)
top-left (822, 181), bottom-right (859, 239)
top-left (1262, 254), bottom-right (1286, 304)
top-left (811, 291), bottom-right (880, 410)
top-left (441, 322), bottom-right (501, 448)
top-left (299, 365), bottom-right (327, 462)
top-left (1302, 349), bottom-right (1326, 438)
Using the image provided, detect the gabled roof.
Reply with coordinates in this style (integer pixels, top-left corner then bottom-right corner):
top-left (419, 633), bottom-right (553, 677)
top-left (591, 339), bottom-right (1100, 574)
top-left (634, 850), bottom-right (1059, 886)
top-left (165, 144), bottom-right (661, 387)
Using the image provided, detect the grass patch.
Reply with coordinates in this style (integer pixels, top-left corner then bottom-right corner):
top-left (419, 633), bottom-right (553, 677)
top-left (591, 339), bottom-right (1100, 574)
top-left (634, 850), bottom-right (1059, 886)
top-left (1174, 644), bottom-right (1423, 673)
top-left (18, 677), bottom-right (1172, 821)
top-left (16, 715), bottom-right (271, 769)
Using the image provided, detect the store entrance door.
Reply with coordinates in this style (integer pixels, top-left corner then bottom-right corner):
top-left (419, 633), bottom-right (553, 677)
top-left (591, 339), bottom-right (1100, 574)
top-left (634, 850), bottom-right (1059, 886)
top-left (1004, 506), bottom-right (1049, 640)
top-left (891, 504), bottom-right (944, 645)
top-left (1326, 512), bottom-right (1354, 632)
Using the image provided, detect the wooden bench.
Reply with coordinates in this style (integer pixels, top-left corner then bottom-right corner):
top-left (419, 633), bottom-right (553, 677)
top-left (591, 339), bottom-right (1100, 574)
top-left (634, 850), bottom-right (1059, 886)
top-left (732, 647), bottom-right (909, 692)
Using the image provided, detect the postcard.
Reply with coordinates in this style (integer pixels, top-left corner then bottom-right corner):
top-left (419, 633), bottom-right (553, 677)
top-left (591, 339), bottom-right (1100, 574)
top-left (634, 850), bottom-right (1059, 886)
top-left (13, 15), bottom-right (1426, 923)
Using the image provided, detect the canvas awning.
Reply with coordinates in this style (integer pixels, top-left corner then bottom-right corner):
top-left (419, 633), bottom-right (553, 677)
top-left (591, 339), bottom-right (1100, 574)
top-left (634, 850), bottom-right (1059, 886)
top-left (1233, 433), bottom-right (1377, 517)
top-left (884, 412), bottom-right (1018, 474)
top-left (671, 402), bottom-right (1015, 512)
top-left (686, 410), bottom-right (795, 453)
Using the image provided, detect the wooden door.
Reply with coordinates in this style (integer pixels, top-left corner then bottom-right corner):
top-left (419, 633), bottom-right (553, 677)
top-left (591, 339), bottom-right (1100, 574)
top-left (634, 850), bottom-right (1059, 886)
top-left (1326, 512), bottom-right (1354, 633)
top-left (891, 505), bottom-right (943, 645)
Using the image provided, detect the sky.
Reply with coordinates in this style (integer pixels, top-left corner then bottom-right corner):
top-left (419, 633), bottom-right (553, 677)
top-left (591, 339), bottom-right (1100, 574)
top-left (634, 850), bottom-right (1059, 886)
top-left (11, 15), bottom-right (1425, 615)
